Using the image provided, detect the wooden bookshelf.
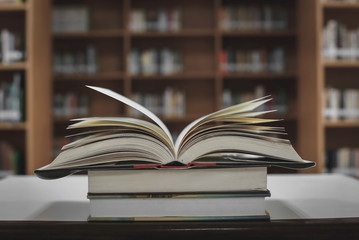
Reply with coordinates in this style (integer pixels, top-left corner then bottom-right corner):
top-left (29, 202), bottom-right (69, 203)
top-left (0, 3), bottom-right (27, 11)
top-left (325, 121), bottom-right (359, 128)
top-left (0, 122), bottom-right (27, 131)
top-left (297, 0), bottom-right (359, 174)
top-left (45, 0), bottom-right (311, 173)
top-left (0, 0), bottom-right (52, 175)
top-left (322, 2), bottom-right (359, 9)
top-left (52, 29), bottom-right (124, 39)
top-left (11, 0), bottom-right (334, 174)
top-left (324, 61), bottom-right (359, 68)
top-left (0, 62), bottom-right (27, 71)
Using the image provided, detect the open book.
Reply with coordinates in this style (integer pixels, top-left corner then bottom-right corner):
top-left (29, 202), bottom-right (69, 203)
top-left (35, 86), bottom-right (315, 179)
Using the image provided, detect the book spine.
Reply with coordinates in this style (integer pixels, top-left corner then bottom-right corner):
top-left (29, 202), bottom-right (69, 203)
top-left (221, 47), bottom-right (286, 74)
top-left (53, 92), bottom-right (89, 118)
top-left (323, 19), bottom-right (359, 60)
top-left (52, 6), bottom-right (90, 32)
top-left (325, 147), bottom-right (359, 175)
top-left (220, 3), bottom-right (288, 31)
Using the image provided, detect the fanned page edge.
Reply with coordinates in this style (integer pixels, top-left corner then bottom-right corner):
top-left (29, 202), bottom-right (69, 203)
top-left (174, 96), bottom-right (272, 153)
top-left (86, 85), bottom-right (174, 145)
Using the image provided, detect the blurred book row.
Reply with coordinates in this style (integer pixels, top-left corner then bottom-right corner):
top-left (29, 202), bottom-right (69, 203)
top-left (0, 73), bottom-right (23, 124)
top-left (222, 85), bottom-right (288, 115)
top-left (52, 6), bottom-right (89, 32)
top-left (323, 20), bottom-right (359, 60)
top-left (53, 92), bottom-right (89, 118)
top-left (220, 47), bottom-right (285, 74)
top-left (0, 141), bottom-right (23, 176)
top-left (129, 8), bottom-right (181, 32)
top-left (53, 45), bottom-right (97, 75)
top-left (130, 48), bottom-right (183, 76)
top-left (326, 148), bottom-right (359, 175)
top-left (130, 87), bottom-right (185, 117)
top-left (220, 4), bottom-right (288, 31)
top-left (0, 29), bottom-right (25, 64)
top-left (324, 87), bottom-right (359, 120)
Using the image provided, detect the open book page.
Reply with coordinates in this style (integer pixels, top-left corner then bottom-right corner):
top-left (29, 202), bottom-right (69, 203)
top-left (174, 96), bottom-right (274, 153)
top-left (67, 117), bottom-right (174, 153)
top-left (86, 86), bottom-right (174, 145)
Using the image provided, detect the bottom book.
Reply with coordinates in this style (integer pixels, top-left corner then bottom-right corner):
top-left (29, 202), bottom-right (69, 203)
top-left (87, 191), bottom-right (271, 221)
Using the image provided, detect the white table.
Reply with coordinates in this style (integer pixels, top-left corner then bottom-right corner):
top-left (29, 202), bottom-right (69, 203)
top-left (0, 173), bottom-right (358, 221)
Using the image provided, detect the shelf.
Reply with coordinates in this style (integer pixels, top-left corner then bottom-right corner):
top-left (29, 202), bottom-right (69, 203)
top-left (221, 30), bottom-right (296, 37)
top-left (323, 2), bottom-right (359, 9)
top-left (54, 72), bottom-right (124, 81)
top-left (324, 60), bottom-right (359, 68)
top-left (222, 72), bottom-right (297, 80)
top-left (53, 30), bottom-right (124, 39)
top-left (0, 122), bottom-right (26, 131)
top-left (130, 29), bottom-right (215, 38)
top-left (325, 120), bottom-right (359, 128)
top-left (0, 62), bottom-right (27, 71)
top-left (0, 3), bottom-right (26, 11)
top-left (131, 72), bottom-right (215, 80)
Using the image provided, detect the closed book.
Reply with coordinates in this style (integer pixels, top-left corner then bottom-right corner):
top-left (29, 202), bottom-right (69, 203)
top-left (87, 190), bottom-right (270, 221)
top-left (88, 167), bottom-right (267, 194)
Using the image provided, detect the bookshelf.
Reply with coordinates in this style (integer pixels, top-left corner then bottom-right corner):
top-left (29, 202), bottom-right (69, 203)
top-left (298, 0), bottom-right (359, 175)
top-left (0, 0), bottom-right (52, 175)
top-left (47, 0), bottom-right (305, 173)
top-left (22, 0), bottom-right (356, 174)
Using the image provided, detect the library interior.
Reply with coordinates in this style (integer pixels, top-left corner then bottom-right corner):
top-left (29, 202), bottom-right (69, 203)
top-left (1, 0), bottom-right (359, 238)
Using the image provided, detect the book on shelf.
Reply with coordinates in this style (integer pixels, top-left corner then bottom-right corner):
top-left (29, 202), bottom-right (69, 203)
top-left (131, 87), bottom-right (185, 118)
top-left (220, 4), bottom-right (288, 31)
top-left (223, 85), bottom-right (288, 116)
top-left (0, 29), bottom-right (25, 64)
top-left (324, 87), bottom-right (359, 120)
top-left (52, 6), bottom-right (90, 33)
top-left (88, 190), bottom-right (270, 221)
top-left (129, 8), bottom-right (181, 33)
top-left (323, 20), bottom-right (359, 61)
top-left (220, 47), bottom-right (285, 74)
top-left (35, 85), bottom-right (314, 221)
top-left (130, 48), bottom-right (183, 76)
top-left (53, 45), bottom-right (98, 75)
top-left (53, 92), bottom-right (89, 118)
top-left (0, 141), bottom-right (23, 175)
top-left (0, 72), bottom-right (24, 123)
top-left (35, 85), bottom-right (314, 179)
top-left (326, 147), bottom-right (359, 175)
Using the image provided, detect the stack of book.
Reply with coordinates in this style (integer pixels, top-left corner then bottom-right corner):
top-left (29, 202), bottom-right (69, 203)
top-left (129, 8), bottom-right (181, 32)
top-left (52, 6), bottom-right (90, 32)
top-left (0, 29), bottom-right (25, 64)
top-left (323, 20), bottom-right (359, 60)
top-left (53, 92), bottom-right (89, 119)
top-left (53, 45), bottom-right (98, 75)
top-left (131, 87), bottom-right (185, 118)
top-left (35, 86), bottom-right (315, 221)
top-left (222, 86), bottom-right (288, 115)
top-left (220, 48), bottom-right (285, 74)
top-left (0, 141), bottom-right (23, 175)
top-left (0, 72), bottom-right (23, 124)
top-left (324, 87), bottom-right (359, 120)
top-left (130, 48), bottom-right (183, 76)
top-left (326, 148), bottom-right (359, 175)
top-left (220, 4), bottom-right (288, 31)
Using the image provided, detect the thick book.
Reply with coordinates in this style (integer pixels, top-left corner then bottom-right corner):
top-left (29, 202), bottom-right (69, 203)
top-left (88, 167), bottom-right (267, 194)
top-left (35, 86), bottom-right (315, 179)
top-left (87, 190), bottom-right (271, 221)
